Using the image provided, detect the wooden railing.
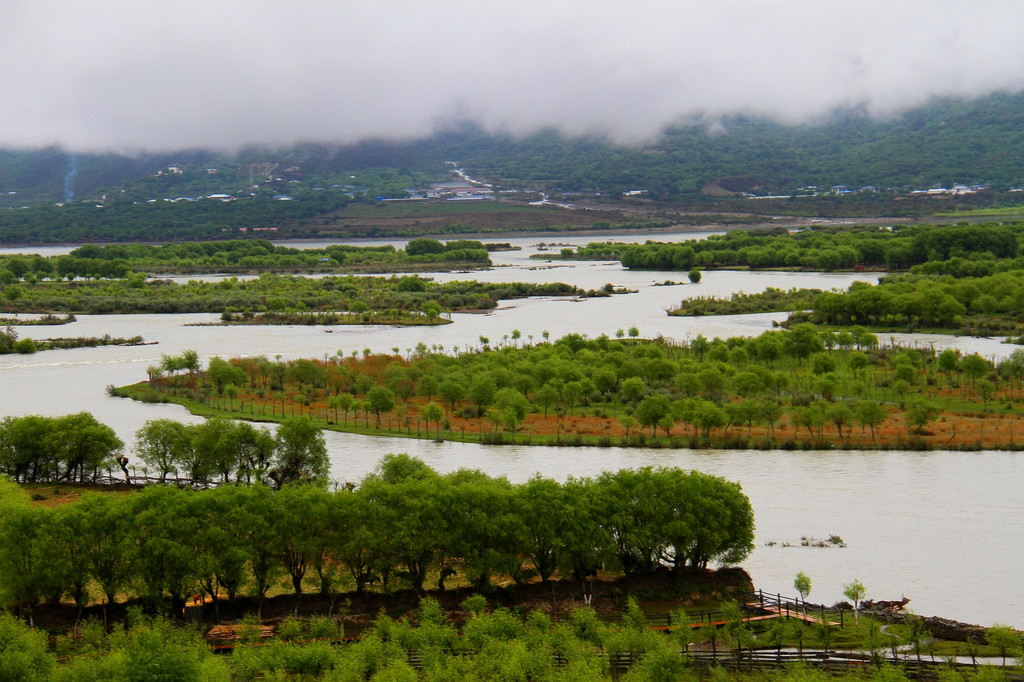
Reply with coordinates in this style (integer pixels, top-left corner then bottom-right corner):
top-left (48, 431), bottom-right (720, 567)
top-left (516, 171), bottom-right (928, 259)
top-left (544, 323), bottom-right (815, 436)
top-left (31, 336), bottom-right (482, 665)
top-left (396, 647), bottom-right (1023, 680)
top-left (743, 589), bottom-right (848, 626)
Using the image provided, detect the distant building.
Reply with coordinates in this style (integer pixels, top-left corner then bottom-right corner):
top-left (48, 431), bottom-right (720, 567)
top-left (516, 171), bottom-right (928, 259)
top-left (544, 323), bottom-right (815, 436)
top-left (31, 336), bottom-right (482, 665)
top-left (428, 182), bottom-right (493, 199)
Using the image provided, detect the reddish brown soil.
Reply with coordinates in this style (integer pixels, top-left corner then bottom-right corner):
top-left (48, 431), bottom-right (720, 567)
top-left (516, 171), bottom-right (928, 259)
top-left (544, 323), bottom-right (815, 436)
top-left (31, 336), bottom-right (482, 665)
top-left (243, 388), bottom-right (1024, 451)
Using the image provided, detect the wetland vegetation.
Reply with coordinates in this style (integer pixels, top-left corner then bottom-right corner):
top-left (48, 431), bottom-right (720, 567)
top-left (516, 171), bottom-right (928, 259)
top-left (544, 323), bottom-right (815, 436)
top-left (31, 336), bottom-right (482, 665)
top-left (116, 328), bottom-right (1024, 451)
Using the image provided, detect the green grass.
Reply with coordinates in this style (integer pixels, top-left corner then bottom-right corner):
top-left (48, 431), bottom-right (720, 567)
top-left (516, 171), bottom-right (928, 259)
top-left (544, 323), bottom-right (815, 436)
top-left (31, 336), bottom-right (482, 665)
top-left (934, 206), bottom-right (1024, 217)
top-left (335, 201), bottom-right (542, 218)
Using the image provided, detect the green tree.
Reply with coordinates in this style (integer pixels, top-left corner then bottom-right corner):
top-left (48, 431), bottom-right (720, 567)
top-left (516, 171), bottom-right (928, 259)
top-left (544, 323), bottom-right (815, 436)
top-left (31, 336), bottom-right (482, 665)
top-left (986, 624), bottom-right (1022, 666)
top-left (191, 418), bottom-right (239, 484)
top-left (273, 485), bottom-right (335, 596)
top-left (469, 375), bottom-right (497, 417)
top-left (692, 399), bottom-right (728, 437)
top-left (854, 400), bottom-right (886, 443)
top-left (960, 353), bottom-right (991, 387)
top-left (560, 478), bottom-right (613, 582)
top-left (827, 403), bottom-right (854, 439)
top-left (405, 238), bottom-right (445, 256)
top-left (438, 376), bottom-right (466, 413)
top-left (665, 469), bottom-right (754, 569)
top-left (533, 383), bottom-right (560, 417)
top-left (636, 394), bottom-right (671, 437)
top-left (286, 358), bottom-right (326, 392)
top-left (364, 464), bottom-right (446, 591)
top-left (365, 385), bottom-right (396, 429)
top-left (595, 468), bottom-right (671, 576)
top-left (786, 323), bottom-right (823, 360)
top-left (39, 503), bottom-right (93, 608)
top-left (0, 493), bottom-right (46, 608)
top-left (938, 347), bottom-right (960, 381)
top-left (446, 471), bottom-right (516, 590)
top-left (422, 401), bottom-right (445, 437)
top-left (843, 579), bottom-right (866, 624)
top-left (329, 392), bottom-right (355, 425)
top-left (905, 397), bottom-right (940, 435)
top-left (134, 419), bottom-right (192, 482)
top-left (794, 571), bottom-right (812, 614)
top-left (77, 493), bottom-right (134, 610)
top-left (0, 415), bottom-right (52, 482)
top-left (205, 356), bottom-right (246, 395)
top-left (47, 412), bottom-right (123, 483)
top-left (515, 476), bottom-right (567, 585)
top-left (231, 422), bottom-right (277, 485)
top-left (130, 486), bottom-right (202, 614)
top-left (620, 376), bottom-right (646, 407)
top-left (618, 414), bottom-right (637, 445)
top-left (224, 485), bottom-right (280, 613)
top-left (273, 416), bottom-right (329, 487)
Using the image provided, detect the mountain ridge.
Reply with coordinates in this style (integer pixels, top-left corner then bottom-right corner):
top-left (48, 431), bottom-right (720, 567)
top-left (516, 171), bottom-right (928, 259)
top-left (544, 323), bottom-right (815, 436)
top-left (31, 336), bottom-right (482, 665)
top-left (3, 91), bottom-right (1024, 209)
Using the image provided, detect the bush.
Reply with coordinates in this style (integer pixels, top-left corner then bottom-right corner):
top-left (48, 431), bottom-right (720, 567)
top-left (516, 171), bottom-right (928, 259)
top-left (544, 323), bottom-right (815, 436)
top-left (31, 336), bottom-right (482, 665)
top-left (0, 613), bottom-right (53, 681)
top-left (238, 613), bottom-right (264, 644)
top-left (276, 616), bottom-right (304, 641)
top-left (308, 616), bottom-right (343, 640)
top-left (462, 594), bottom-right (487, 615)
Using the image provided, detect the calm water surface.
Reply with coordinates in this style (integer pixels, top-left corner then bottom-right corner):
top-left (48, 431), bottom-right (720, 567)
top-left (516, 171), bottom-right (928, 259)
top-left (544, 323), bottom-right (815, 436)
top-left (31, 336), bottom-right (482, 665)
top-left (1, 233), bottom-right (1020, 626)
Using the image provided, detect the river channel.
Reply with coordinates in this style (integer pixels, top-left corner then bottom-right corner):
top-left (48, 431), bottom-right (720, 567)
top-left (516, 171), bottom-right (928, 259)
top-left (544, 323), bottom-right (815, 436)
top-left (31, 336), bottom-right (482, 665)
top-left (1, 232), bottom-right (1021, 628)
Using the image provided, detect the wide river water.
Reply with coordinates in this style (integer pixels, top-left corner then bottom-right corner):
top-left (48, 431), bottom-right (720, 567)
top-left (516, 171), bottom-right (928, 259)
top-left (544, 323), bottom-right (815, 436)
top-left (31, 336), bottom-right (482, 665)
top-left (1, 232), bottom-right (1021, 627)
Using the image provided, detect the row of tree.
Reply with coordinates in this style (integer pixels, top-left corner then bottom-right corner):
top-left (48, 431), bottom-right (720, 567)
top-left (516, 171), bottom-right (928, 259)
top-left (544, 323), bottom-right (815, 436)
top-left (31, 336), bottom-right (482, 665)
top-left (0, 238), bottom-right (491, 284)
top-left (0, 456), bottom-right (754, 614)
top-left (0, 413), bottom-right (328, 488)
top-left (0, 413), bottom-right (122, 484)
top-left (565, 222), bottom-right (1021, 273)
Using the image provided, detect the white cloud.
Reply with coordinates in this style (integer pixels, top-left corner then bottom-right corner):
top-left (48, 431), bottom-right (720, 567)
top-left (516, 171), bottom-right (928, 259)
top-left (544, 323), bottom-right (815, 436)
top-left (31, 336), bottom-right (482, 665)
top-left (3, 0), bottom-right (1024, 150)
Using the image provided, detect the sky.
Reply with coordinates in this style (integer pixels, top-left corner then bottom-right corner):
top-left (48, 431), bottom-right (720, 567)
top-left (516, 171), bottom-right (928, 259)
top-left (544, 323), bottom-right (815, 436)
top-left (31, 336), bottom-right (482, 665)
top-left (4, 0), bottom-right (1024, 152)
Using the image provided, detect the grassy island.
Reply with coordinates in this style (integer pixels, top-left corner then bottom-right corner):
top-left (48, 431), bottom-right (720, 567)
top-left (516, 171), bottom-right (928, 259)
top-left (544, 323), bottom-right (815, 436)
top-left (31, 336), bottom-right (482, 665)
top-left (118, 327), bottom-right (1024, 450)
top-left (0, 326), bottom-right (147, 354)
top-left (0, 271), bottom-right (613, 321)
top-left (0, 238), bottom-right (494, 277)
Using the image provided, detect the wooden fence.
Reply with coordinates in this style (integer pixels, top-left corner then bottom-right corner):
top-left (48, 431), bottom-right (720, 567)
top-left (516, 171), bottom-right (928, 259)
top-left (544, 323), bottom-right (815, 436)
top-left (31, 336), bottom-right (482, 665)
top-left (743, 589), bottom-right (848, 626)
top-left (395, 647), bottom-right (1022, 680)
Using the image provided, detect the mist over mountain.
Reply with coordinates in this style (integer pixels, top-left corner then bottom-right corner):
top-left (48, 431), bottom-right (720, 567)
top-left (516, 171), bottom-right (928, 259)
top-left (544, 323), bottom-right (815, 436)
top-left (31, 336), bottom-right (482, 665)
top-left (3, 90), bottom-right (1024, 208)
top-left (6, 1), bottom-right (1024, 152)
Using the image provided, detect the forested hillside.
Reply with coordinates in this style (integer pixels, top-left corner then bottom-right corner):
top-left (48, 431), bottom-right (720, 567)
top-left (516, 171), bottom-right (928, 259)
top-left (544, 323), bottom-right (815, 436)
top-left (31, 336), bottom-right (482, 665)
top-left (4, 91), bottom-right (1024, 207)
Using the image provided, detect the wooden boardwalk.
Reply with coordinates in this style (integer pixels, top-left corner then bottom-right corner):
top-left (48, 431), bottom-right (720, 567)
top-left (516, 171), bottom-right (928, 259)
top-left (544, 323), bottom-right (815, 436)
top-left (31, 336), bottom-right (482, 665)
top-left (743, 589), bottom-right (846, 627)
top-left (750, 601), bottom-right (841, 626)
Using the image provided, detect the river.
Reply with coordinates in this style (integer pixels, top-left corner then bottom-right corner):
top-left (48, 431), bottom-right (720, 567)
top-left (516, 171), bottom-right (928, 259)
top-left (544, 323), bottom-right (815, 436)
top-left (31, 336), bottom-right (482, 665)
top-left (1, 232), bottom-right (1021, 627)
